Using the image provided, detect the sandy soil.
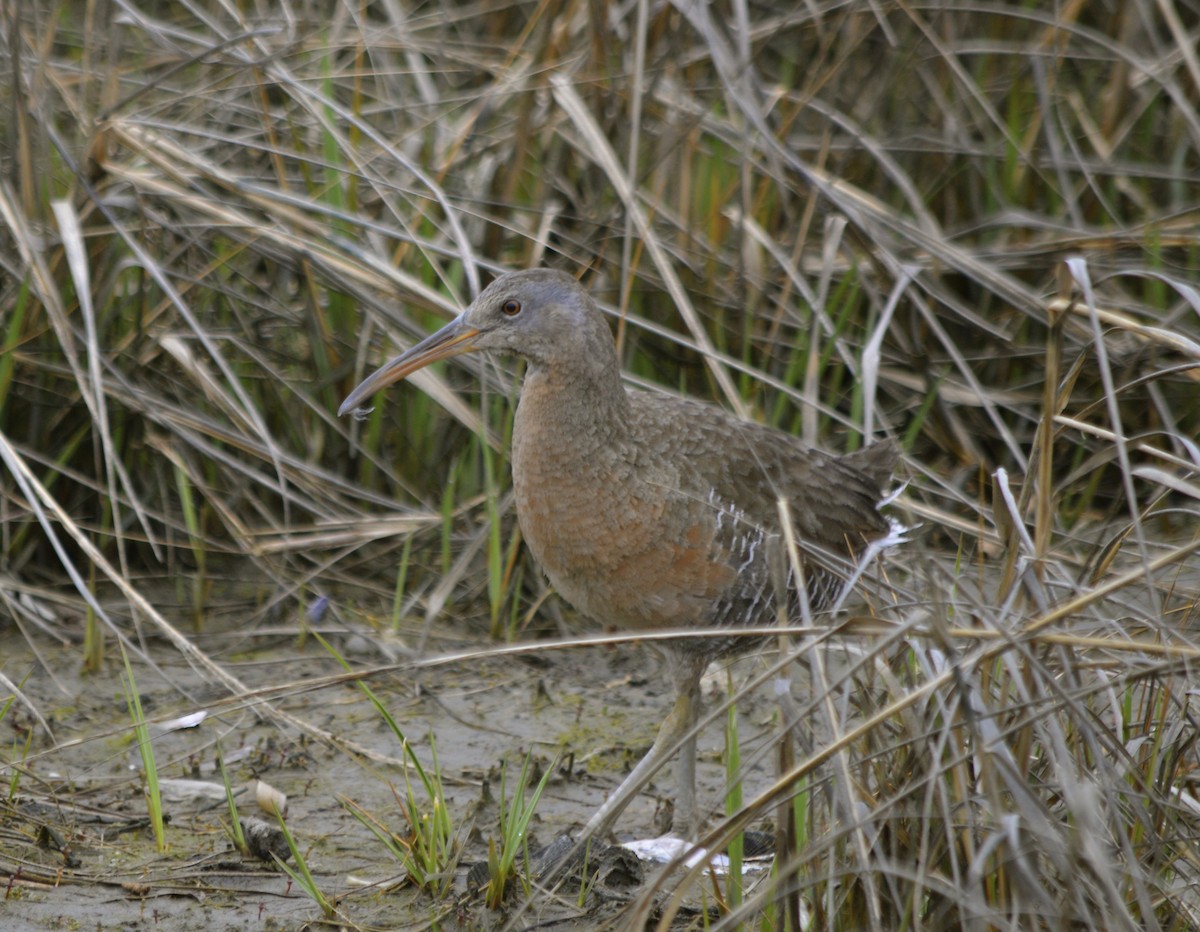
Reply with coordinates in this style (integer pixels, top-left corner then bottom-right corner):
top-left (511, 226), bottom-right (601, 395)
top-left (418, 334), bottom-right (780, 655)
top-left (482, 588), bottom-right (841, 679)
top-left (0, 612), bottom-right (781, 930)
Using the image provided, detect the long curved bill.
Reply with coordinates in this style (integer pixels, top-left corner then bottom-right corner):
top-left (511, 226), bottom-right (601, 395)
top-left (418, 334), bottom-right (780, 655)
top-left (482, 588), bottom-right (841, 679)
top-left (338, 315), bottom-right (482, 416)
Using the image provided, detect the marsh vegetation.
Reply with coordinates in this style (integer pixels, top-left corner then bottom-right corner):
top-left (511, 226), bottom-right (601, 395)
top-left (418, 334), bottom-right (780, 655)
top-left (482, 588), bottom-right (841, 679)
top-left (2, 1), bottom-right (1199, 929)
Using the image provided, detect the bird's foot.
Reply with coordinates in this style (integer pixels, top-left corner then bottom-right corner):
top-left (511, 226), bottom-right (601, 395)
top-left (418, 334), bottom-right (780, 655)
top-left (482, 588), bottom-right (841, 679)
top-left (503, 833), bottom-right (644, 896)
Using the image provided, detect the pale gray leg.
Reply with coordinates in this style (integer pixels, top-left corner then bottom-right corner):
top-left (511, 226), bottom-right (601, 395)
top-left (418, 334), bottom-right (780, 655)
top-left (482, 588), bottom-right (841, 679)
top-left (581, 656), bottom-right (705, 841)
top-left (671, 671), bottom-right (701, 838)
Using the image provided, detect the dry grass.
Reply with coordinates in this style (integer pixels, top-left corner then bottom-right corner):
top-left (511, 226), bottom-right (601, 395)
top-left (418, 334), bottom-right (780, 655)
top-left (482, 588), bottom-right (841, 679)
top-left (2, 1), bottom-right (1199, 929)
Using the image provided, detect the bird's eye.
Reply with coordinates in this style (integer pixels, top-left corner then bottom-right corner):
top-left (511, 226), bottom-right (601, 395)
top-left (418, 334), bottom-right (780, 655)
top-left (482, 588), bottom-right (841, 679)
top-left (501, 299), bottom-right (522, 317)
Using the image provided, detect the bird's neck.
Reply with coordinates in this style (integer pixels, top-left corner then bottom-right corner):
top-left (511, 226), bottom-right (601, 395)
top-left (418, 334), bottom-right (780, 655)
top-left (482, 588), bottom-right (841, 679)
top-left (509, 355), bottom-right (636, 608)
top-left (516, 358), bottom-right (631, 456)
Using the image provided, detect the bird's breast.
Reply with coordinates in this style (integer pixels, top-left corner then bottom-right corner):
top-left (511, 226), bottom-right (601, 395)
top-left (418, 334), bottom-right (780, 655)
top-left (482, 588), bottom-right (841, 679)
top-left (511, 417), bottom-right (754, 632)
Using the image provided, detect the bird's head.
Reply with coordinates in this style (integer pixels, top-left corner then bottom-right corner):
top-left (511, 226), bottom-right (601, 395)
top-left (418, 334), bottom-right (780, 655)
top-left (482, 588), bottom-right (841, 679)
top-left (339, 268), bottom-right (602, 417)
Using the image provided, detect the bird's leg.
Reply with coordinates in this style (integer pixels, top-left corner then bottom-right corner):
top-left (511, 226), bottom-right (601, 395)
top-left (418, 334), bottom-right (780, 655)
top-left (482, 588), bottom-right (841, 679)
top-left (580, 656), bottom-right (706, 841)
top-left (670, 667), bottom-right (702, 839)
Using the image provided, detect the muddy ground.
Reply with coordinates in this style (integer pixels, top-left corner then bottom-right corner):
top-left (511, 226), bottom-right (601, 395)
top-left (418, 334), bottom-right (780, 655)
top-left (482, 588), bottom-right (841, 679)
top-left (0, 611), bottom-right (783, 930)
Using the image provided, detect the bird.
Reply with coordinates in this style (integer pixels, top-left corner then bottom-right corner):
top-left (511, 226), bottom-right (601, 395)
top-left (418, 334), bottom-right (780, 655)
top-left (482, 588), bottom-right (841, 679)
top-left (340, 268), bottom-right (900, 842)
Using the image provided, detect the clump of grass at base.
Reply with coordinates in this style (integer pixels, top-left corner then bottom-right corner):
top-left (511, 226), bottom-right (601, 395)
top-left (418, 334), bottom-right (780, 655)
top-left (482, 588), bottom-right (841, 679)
top-left (3, 692), bottom-right (31, 800)
top-left (320, 635), bottom-right (459, 895)
top-left (485, 750), bottom-right (556, 910)
top-left (216, 745), bottom-right (247, 855)
top-left (119, 645), bottom-right (165, 853)
top-left (341, 734), bottom-right (458, 897)
top-left (272, 809), bottom-right (338, 919)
